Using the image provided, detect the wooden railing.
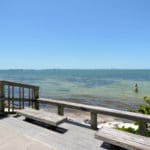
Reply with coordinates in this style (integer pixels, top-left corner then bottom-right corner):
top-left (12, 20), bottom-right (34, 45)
top-left (0, 81), bottom-right (39, 113)
top-left (1, 81), bottom-right (150, 136)
top-left (38, 98), bottom-right (150, 135)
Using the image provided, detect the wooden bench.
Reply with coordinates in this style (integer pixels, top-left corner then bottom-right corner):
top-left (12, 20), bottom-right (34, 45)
top-left (95, 127), bottom-right (150, 150)
top-left (16, 108), bottom-right (67, 126)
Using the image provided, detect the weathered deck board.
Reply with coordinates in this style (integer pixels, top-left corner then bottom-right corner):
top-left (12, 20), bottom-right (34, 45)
top-left (95, 127), bottom-right (150, 150)
top-left (0, 115), bottom-right (106, 150)
top-left (0, 123), bottom-right (54, 150)
top-left (16, 108), bottom-right (67, 126)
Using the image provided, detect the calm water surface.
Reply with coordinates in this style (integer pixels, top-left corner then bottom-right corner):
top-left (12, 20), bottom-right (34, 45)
top-left (0, 69), bottom-right (150, 110)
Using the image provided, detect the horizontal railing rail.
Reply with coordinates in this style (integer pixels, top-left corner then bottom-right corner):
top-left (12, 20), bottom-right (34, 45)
top-left (38, 98), bottom-right (150, 122)
top-left (0, 80), bottom-right (39, 89)
top-left (38, 98), bottom-right (150, 135)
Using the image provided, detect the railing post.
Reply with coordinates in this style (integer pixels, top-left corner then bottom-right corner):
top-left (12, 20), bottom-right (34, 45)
top-left (139, 121), bottom-right (147, 136)
top-left (19, 87), bottom-right (21, 109)
top-left (22, 87), bottom-right (24, 109)
top-left (91, 112), bottom-right (97, 130)
top-left (28, 88), bottom-right (31, 107)
top-left (31, 88), bottom-right (33, 109)
top-left (58, 105), bottom-right (64, 116)
top-left (33, 88), bottom-right (39, 110)
top-left (8, 85), bottom-right (10, 112)
top-left (0, 82), bottom-right (5, 112)
top-left (12, 86), bottom-right (14, 112)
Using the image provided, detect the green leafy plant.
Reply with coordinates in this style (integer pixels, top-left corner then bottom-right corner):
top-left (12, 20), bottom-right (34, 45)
top-left (116, 126), bottom-right (150, 137)
top-left (117, 96), bottom-right (150, 137)
top-left (117, 127), bottom-right (137, 134)
top-left (137, 96), bottom-right (150, 114)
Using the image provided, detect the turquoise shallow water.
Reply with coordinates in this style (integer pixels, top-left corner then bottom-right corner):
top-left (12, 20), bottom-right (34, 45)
top-left (0, 69), bottom-right (150, 110)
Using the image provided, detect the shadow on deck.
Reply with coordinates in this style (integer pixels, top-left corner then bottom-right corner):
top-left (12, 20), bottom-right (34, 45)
top-left (0, 113), bottom-right (8, 119)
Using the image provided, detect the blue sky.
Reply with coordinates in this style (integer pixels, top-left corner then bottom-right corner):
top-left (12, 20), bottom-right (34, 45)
top-left (0, 0), bottom-right (150, 69)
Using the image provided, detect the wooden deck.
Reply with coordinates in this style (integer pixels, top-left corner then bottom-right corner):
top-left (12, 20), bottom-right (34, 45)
top-left (0, 114), bottom-right (110, 150)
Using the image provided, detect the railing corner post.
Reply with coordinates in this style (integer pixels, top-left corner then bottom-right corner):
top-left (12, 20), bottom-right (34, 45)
top-left (33, 88), bottom-right (39, 110)
top-left (0, 82), bottom-right (5, 113)
top-left (34, 101), bottom-right (39, 110)
top-left (0, 98), bottom-right (5, 113)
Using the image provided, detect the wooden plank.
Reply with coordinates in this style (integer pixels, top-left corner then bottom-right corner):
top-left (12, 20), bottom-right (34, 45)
top-left (38, 98), bottom-right (150, 123)
top-left (6, 97), bottom-right (34, 102)
top-left (0, 122), bottom-right (53, 150)
top-left (0, 116), bottom-right (103, 150)
top-left (16, 108), bottom-right (67, 126)
top-left (95, 127), bottom-right (150, 150)
top-left (0, 80), bottom-right (39, 89)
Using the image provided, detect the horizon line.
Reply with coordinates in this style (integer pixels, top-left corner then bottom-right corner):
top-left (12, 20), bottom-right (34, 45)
top-left (0, 68), bottom-right (150, 70)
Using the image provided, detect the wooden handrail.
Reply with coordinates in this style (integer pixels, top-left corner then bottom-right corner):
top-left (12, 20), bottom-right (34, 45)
top-left (38, 98), bottom-right (150, 122)
top-left (38, 98), bottom-right (150, 134)
top-left (0, 80), bottom-right (39, 89)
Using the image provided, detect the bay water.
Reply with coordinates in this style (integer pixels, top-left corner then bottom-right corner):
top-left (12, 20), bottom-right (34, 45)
top-left (0, 69), bottom-right (150, 110)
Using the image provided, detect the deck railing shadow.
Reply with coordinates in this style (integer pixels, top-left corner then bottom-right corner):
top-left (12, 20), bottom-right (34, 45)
top-left (66, 119), bottom-right (91, 129)
top-left (24, 117), bottom-right (68, 134)
top-left (0, 113), bottom-right (8, 119)
top-left (101, 142), bottom-right (127, 150)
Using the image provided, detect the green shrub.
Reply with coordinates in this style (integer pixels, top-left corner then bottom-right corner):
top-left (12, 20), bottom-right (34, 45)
top-left (117, 96), bottom-right (150, 137)
top-left (117, 127), bottom-right (137, 134)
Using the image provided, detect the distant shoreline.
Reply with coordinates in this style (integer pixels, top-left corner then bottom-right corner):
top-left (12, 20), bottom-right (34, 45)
top-left (0, 68), bottom-right (150, 71)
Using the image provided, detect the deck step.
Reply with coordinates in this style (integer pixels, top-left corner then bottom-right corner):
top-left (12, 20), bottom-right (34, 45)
top-left (16, 108), bottom-right (67, 126)
top-left (95, 127), bottom-right (150, 150)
